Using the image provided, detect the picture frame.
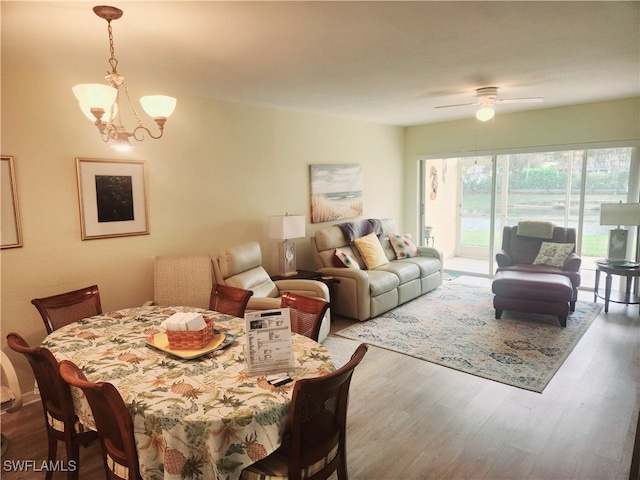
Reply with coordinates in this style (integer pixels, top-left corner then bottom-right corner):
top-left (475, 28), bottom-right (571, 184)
top-left (1, 156), bottom-right (23, 249)
top-left (76, 157), bottom-right (149, 240)
top-left (310, 164), bottom-right (363, 224)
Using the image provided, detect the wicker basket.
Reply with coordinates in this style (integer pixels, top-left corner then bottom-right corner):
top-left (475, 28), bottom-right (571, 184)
top-left (166, 318), bottom-right (214, 350)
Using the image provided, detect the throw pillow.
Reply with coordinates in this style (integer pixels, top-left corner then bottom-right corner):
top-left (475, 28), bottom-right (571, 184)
top-left (533, 242), bottom-right (575, 268)
top-left (353, 233), bottom-right (389, 269)
top-left (334, 248), bottom-right (360, 269)
top-left (388, 233), bottom-right (419, 259)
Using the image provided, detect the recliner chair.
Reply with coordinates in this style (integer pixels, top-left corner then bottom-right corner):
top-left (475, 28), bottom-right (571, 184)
top-left (213, 241), bottom-right (331, 342)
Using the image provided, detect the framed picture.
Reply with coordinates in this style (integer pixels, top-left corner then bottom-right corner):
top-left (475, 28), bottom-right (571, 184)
top-left (310, 164), bottom-right (363, 224)
top-left (1, 156), bottom-right (22, 248)
top-left (76, 158), bottom-right (149, 240)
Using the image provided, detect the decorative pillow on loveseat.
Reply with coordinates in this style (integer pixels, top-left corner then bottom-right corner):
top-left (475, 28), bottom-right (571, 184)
top-left (533, 242), bottom-right (575, 268)
top-left (353, 233), bottom-right (389, 269)
top-left (388, 233), bottom-right (419, 259)
top-left (334, 248), bottom-right (360, 269)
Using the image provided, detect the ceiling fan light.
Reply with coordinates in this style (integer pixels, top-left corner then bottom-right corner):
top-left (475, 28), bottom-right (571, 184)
top-left (476, 107), bottom-right (495, 122)
top-left (140, 95), bottom-right (177, 119)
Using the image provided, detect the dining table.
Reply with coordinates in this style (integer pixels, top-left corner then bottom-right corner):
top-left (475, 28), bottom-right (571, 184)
top-left (42, 305), bottom-right (336, 480)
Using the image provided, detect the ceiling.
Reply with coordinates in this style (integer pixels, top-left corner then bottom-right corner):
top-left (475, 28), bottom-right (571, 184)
top-left (3, 1), bottom-right (639, 126)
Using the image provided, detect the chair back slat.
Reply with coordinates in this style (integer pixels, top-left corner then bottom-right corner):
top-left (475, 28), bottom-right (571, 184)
top-left (280, 292), bottom-right (330, 342)
top-left (31, 285), bottom-right (102, 334)
top-left (209, 284), bottom-right (253, 317)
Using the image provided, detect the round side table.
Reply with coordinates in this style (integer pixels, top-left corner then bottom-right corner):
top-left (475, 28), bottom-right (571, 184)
top-left (593, 260), bottom-right (640, 314)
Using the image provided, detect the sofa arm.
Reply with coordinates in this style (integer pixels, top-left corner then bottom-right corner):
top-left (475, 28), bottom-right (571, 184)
top-left (495, 249), bottom-right (512, 267)
top-left (417, 246), bottom-right (444, 263)
top-left (273, 279), bottom-right (330, 302)
top-left (563, 252), bottom-right (582, 272)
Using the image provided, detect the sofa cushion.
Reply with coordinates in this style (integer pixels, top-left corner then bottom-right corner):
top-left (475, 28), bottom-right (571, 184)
top-left (388, 233), bottom-right (419, 259)
top-left (354, 233), bottom-right (389, 269)
top-left (334, 248), bottom-right (360, 269)
top-left (218, 241), bottom-right (262, 278)
top-left (224, 266), bottom-right (279, 298)
top-left (397, 256), bottom-right (442, 277)
top-left (367, 270), bottom-right (400, 296)
top-left (533, 242), bottom-right (575, 268)
top-left (376, 261), bottom-right (420, 284)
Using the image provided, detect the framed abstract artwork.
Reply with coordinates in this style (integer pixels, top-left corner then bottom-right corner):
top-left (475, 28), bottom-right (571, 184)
top-left (310, 164), bottom-right (363, 224)
top-left (76, 157), bottom-right (149, 240)
top-left (1, 156), bottom-right (23, 248)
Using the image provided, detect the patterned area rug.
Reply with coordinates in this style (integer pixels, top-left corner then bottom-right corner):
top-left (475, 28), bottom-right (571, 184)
top-left (322, 336), bottom-right (361, 369)
top-left (336, 282), bottom-right (602, 392)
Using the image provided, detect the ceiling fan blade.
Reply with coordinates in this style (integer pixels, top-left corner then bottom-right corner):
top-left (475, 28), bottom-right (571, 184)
top-left (434, 102), bottom-right (480, 109)
top-left (495, 97), bottom-right (544, 105)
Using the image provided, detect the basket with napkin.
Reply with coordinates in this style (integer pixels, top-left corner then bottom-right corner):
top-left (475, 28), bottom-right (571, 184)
top-left (160, 312), bottom-right (214, 350)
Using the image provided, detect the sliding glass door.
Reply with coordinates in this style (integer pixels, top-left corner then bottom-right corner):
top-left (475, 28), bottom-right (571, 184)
top-left (420, 145), bottom-right (637, 286)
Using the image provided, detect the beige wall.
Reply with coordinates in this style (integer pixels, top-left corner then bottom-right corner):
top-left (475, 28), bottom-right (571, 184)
top-left (1, 64), bottom-right (404, 394)
top-left (404, 97), bottom-right (640, 258)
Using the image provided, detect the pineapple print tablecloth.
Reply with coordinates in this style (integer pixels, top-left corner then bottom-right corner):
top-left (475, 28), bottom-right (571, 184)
top-left (43, 305), bottom-right (335, 480)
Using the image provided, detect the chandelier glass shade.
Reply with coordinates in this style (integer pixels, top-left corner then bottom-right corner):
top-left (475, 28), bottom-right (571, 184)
top-left (72, 6), bottom-right (176, 151)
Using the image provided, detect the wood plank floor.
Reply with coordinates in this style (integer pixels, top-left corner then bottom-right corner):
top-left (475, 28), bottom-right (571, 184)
top-left (2, 277), bottom-right (639, 479)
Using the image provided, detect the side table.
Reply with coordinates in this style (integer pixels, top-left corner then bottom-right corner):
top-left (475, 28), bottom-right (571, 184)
top-left (271, 270), bottom-right (339, 321)
top-left (593, 260), bottom-right (640, 314)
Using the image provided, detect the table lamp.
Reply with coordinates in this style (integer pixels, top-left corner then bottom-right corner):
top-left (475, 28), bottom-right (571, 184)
top-left (599, 202), bottom-right (640, 262)
top-left (269, 214), bottom-right (306, 277)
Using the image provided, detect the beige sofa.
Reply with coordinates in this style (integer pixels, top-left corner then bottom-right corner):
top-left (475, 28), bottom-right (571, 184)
top-left (310, 218), bottom-right (443, 321)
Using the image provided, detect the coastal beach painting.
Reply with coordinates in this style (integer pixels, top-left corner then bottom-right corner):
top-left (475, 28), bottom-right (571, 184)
top-left (310, 164), bottom-right (363, 223)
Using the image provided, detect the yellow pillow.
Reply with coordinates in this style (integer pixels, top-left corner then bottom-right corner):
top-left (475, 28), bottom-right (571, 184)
top-left (353, 233), bottom-right (389, 269)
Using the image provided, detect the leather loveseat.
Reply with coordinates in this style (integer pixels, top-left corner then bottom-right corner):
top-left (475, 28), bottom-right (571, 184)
top-left (310, 218), bottom-right (443, 321)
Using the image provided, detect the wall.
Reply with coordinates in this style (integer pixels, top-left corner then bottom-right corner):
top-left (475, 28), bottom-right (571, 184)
top-left (404, 97), bottom-right (640, 259)
top-left (0, 63), bottom-right (404, 395)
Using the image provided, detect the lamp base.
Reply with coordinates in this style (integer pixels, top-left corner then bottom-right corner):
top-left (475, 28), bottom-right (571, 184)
top-left (277, 240), bottom-right (297, 277)
top-left (607, 228), bottom-right (629, 262)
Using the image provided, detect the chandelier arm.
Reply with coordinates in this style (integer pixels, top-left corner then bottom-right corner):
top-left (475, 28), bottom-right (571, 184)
top-left (132, 124), bottom-right (165, 141)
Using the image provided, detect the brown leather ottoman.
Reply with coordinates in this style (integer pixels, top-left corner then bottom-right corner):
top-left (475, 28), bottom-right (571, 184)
top-left (492, 271), bottom-right (574, 327)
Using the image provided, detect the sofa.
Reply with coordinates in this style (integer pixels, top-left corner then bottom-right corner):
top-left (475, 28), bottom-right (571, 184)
top-left (492, 223), bottom-right (581, 326)
top-left (310, 218), bottom-right (443, 321)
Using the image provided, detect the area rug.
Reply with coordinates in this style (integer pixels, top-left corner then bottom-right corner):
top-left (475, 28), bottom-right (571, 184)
top-left (336, 282), bottom-right (602, 392)
top-left (322, 336), bottom-right (360, 369)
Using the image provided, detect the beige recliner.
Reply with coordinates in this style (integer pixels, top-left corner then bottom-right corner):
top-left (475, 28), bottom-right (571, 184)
top-left (213, 241), bottom-right (331, 342)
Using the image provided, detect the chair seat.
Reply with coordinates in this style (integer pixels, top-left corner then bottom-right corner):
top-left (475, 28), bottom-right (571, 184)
top-left (241, 444), bottom-right (338, 480)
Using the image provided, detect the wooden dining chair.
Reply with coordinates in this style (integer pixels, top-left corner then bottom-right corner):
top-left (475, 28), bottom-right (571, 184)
top-left (280, 292), bottom-right (330, 342)
top-left (31, 285), bottom-right (102, 334)
top-left (59, 360), bottom-right (142, 480)
top-left (240, 343), bottom-right (368, 480)
top-left (209, 284), bottom-right (254, 317)
top-left (6, 332), bottom-right (98, 480)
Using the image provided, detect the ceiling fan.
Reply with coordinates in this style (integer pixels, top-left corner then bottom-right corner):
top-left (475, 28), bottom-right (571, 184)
top-left (435, 86), bottom-right (544, 121)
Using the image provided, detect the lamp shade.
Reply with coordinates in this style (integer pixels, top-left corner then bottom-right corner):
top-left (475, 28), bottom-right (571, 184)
top-left (476, 107), bottom-right (495, 122)
top-left (140, 95), bottom-right (177, 119)
top-left (599, 203), bottom-right (640, 226)
top-left (72, 84), bottom-right (117, 111)
top-left (269, 215), bottom-right (305, 240)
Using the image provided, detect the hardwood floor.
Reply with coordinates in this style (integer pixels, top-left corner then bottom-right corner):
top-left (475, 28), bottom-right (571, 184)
top-left (2, 277), bottom-right (638, 479)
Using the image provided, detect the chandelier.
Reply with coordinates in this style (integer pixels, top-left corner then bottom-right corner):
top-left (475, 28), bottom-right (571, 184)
top-left (72, 6), bottom-right (176, 151)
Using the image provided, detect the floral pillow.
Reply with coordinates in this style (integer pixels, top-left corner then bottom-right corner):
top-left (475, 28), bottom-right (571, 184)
top-left (532, 242), bottom-right (575, 268)
top-left (334, 248), bottom-right (360, 269)
top-left (388, 233), bottom-right (419, 259)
